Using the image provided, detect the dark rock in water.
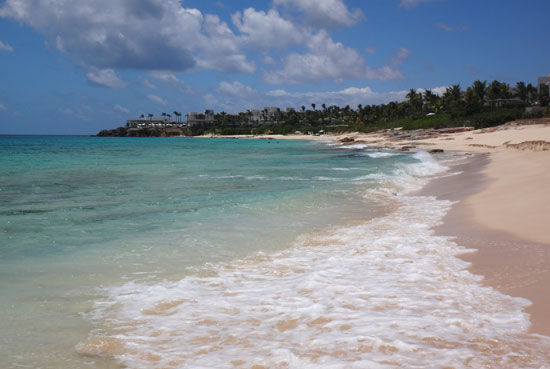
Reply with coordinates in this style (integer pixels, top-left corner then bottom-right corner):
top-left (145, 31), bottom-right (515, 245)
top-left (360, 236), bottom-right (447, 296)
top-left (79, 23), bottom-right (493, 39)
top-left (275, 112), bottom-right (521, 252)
top-left (339, 137), bottom-right (355, 143)
top-left (429, 149), bottom-right (444, 153)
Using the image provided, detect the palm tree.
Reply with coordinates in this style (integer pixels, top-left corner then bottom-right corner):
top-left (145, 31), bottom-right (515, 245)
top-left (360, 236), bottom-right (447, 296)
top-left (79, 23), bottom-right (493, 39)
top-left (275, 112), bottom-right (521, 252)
top-left (472, 80), bottom-right (487, 102)
top-left (148, 113), bottom-right (153, 120)
top-left (140, 114), bottom-right (145, 119)
top-left (515, 82), bottom-right (528, 102)
top-left (311, 103), bottom-right (316, 111)
top-left (301, 105), bottom-right (305, 113)
top-left (423, 89), bottom-right (438, 112)
top-left (406, 88), bottom-right (417, 103)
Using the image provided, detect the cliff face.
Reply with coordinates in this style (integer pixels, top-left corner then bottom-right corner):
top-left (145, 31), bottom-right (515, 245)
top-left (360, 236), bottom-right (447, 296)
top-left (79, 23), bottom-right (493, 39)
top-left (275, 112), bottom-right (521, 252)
top-left (96, 127), bottom-right (189, 137)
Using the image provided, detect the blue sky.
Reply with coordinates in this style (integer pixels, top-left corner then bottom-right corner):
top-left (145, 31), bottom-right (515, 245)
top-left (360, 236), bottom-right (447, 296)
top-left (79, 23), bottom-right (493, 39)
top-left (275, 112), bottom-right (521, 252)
top-left (0, 0), bottom-right (549, 134)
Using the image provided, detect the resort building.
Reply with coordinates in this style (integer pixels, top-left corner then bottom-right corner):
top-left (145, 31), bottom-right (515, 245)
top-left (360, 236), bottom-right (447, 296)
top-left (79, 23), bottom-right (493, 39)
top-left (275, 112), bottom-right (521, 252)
top-left (263, 107), bottom-right (281, 122)
top-left (248, 109), bottom-right (262, 124)
top-left (537, 76), bottom-right (550, 95)
top-left (186, 111), bottom-right (215, 127)
top-left (485, 98), bottom-right (523, 108)
top-left (247, 107), bottom-right (282, 125)
top-left (126, 118), bottom-right (183, 128)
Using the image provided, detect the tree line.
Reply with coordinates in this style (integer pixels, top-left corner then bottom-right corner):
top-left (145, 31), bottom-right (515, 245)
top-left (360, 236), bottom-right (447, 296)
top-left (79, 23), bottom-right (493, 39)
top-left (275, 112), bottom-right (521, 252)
top-left (194, 79), bottom-right (548, 136)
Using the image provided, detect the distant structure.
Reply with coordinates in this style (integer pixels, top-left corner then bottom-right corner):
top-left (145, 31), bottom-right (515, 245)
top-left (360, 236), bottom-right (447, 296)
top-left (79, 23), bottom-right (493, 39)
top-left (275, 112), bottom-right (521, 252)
top-left (126, 117), bottom-right (183, 128)
top-left (247, 107), bottom-right (282, 125)
top-left (537, 76), bottom-right (550, 95)
top-left (186, 110), bottom-right (215, 127)
top-left (485, 98), bottom-right (523, 108)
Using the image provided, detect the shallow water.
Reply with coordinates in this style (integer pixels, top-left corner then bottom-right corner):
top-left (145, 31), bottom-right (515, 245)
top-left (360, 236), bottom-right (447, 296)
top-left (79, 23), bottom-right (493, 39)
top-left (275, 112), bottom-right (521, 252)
top-left (1, 136), bottom-right (549, 368)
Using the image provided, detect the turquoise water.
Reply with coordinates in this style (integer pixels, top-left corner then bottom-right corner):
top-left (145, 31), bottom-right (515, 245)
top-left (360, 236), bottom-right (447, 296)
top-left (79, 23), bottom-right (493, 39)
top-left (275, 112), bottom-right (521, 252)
top-left (2, 136), bottom-right (549, 369)
top-left (0, 136), bottom-right (410, 368)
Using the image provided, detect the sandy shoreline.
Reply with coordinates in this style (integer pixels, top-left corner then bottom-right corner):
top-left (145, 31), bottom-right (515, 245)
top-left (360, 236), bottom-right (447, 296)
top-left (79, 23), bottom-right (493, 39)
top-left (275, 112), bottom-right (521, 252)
top-left (203, 120), bottom-right (550, 335)
top-left (417, 155), bottom-right (550, 335)
top-left (408, 122), bottom-right (550, 335)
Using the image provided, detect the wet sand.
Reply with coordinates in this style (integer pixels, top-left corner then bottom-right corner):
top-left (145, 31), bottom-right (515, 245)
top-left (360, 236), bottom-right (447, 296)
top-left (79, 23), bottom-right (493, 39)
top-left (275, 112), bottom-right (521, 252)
top-left (200, 123), bottom-right (550, 335)
top-left (418, 154), bottom-right (550, 335)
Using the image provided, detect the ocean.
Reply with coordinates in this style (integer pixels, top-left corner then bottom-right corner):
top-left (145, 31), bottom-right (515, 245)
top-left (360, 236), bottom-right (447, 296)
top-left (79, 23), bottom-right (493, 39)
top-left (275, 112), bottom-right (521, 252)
top-left (0, 135), bottom-right (548, 369)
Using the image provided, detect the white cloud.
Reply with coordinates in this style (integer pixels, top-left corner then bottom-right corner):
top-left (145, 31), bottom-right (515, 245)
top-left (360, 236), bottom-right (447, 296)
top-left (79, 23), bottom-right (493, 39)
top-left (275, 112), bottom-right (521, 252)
top-left (265, 86), bottom-right (409, 107)
top-left (365, 46), bottom-right (376, 54)
top-left (197, 54), bottom-right (256, 74)
top-left (147, 94), bottom-right (167, 106)
top-left (149, 71), bottom-right (183, 84)
top-left (274, 0), bottom-right (363, 28)
top-left (263, 55), bottom-right (276, 65)
top-left (0, 103), bottom-right (6, 111)
top-left (139, 78), bottom-right (157, 90)
top-left (390, 47), bottom-right (411, 67)
top-left (0, 40), bottom-right (13, 52)
top-left (197, 14), bottom-right (256, 73)
top-left (114, 104), bottom-right (129, 113)
top-left (217, 81), bottom-right (256, 97)
top-left (0, 0), bottom-right (254, 74)
top-left (232, 8), bottom-right (305, 49)
top-left (87, 69), bottom-right (126, 88)
top-left (399, 0), bottom-right (434, 8)
top-left (264, 31), bottom-right (404, 84)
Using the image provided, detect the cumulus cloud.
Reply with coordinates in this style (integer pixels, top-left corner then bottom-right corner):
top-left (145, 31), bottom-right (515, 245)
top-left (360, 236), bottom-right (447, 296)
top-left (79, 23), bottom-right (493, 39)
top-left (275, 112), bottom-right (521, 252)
top-left (263, 55), bottom-right (276, 65)
top-left (139, 78), bottom-right (157, 90)
top-left (390, 47), bottom-right (411, 67)
top-left (149, 71), bottom-right (197, 95)
top-left (265, 86), bottom-right (409, 107)
top-left (147, 94), bottom-right (167, 106)
top-left (274, 0), bottom-right (363, 28)
top-left (232, 8), bottom-right (305, 50)
top-left (264, 31), bottom-right (404, 84)
top-left (149, 71), bottom-right (183, 84)
top-left (114, 104), bottom-right (129, 113)
top-left (217, 81), bottom-right (257, 97)
top-left (0, 0), bottom-right (253, 74)
top-left (0, 40), bottom-right (13, 52)
top-left (87, 69), bottom-right (126, 88)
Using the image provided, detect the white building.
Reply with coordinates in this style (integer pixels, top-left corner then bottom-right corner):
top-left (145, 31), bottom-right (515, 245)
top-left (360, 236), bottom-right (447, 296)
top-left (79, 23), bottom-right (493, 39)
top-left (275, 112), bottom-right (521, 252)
top-left (537, 76), bottom-right (550, 95)
top-left (126, 117), bottom-right (179, 128)
top-left (186, 111), bottom-right (215, 127)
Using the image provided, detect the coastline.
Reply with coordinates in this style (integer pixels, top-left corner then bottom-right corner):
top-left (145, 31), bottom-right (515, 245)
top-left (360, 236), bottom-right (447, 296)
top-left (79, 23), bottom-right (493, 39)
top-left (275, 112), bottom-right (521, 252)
top-left (205, 123), bottom-right (550, 335)
top-left (416, 151), bottom-right (550, 335)
top-left (243, 122), bottom-right (550, 335)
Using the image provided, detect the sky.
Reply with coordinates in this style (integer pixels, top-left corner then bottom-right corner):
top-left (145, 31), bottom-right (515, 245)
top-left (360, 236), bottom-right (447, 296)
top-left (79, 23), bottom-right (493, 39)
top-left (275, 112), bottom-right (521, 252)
top-left (0, 0), bottom-right (549, 134)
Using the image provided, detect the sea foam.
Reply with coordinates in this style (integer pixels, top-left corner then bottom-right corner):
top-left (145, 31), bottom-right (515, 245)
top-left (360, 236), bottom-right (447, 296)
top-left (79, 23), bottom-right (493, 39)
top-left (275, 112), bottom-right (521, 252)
top-left (82, 152), bottom-right (550, 368)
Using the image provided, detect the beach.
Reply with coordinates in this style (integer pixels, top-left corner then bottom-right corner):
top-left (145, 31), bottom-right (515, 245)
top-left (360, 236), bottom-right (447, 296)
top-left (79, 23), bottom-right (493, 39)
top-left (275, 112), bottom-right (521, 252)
top-left (275, 120), bottom-right (550, 336)
top-left (414, 122), bottom-right (550, 336)
top-left (211, 121), bottom-right (550, 335)
top-left (2, 130), bottom-right (550, 368)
